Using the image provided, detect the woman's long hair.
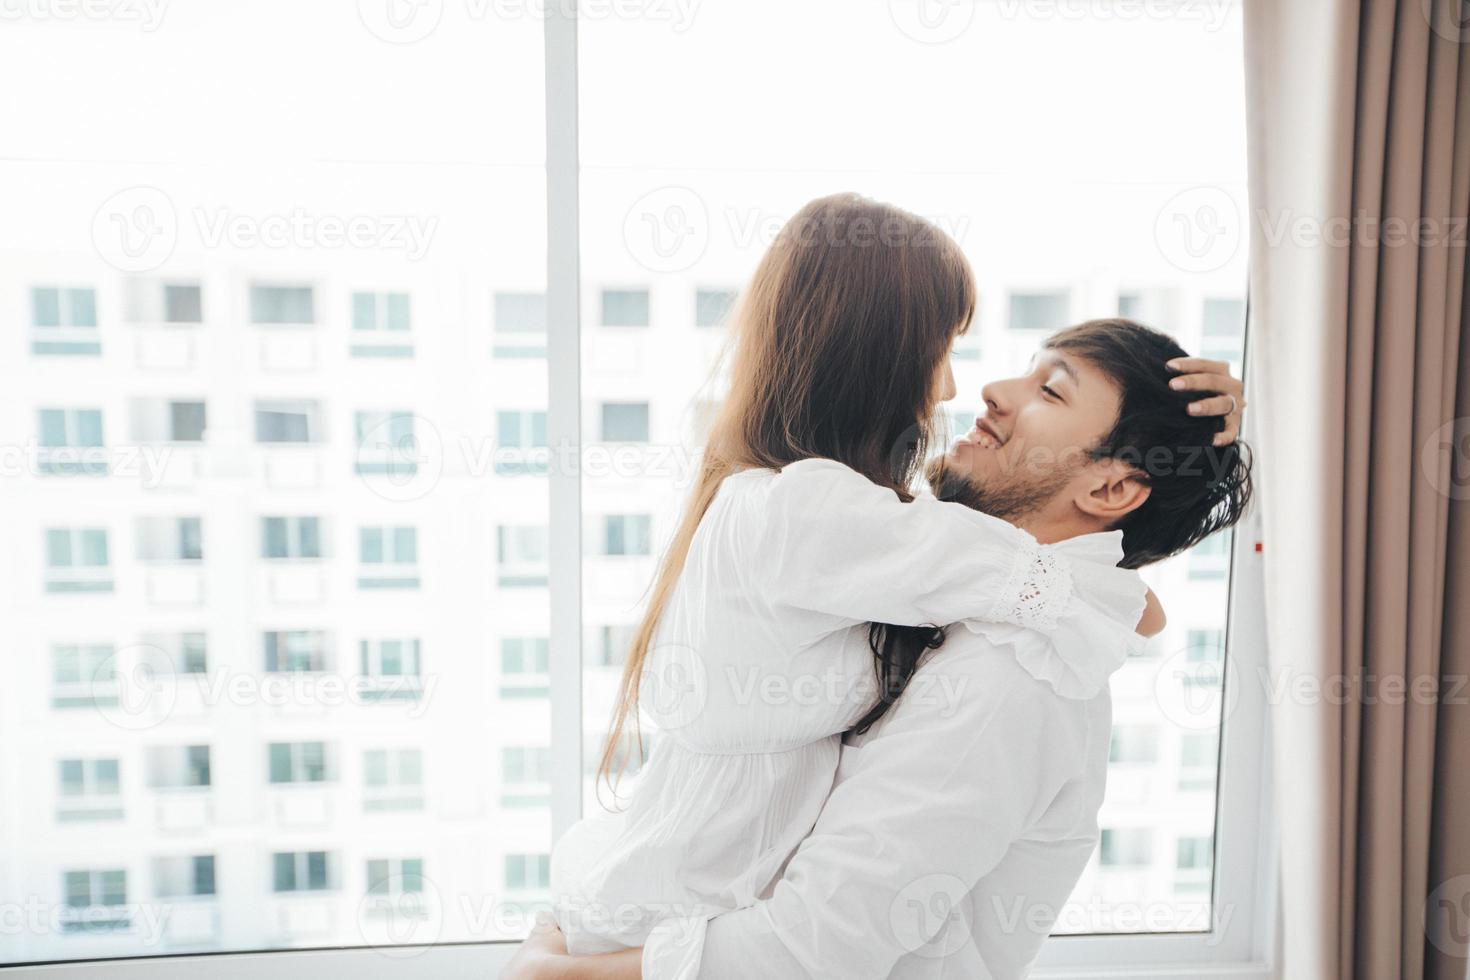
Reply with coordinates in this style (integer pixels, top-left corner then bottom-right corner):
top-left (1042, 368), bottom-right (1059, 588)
top-left (596, 193), bottom-right (977, 791)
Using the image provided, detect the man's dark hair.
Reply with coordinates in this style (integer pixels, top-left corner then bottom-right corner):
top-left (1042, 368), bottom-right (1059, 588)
top-left (851, 317), bottom-right (1253, 735)
top-left (1044, 317), bottom-right (1252, 569)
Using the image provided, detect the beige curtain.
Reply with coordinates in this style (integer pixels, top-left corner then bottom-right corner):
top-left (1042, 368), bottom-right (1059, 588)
top-left (1243, 1), bottom-right (1470, 978)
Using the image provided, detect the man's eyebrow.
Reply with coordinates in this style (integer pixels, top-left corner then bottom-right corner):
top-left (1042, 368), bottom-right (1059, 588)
top-left (1038, 350), bottom-right (1081, 387)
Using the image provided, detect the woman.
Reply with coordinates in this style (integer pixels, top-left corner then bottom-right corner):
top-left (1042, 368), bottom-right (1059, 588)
top-left (506, 194), bottom-right (1238, 978)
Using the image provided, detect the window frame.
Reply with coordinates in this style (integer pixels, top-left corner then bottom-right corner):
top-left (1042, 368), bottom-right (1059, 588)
top-left (2, 4), bottom-right (1275, 977)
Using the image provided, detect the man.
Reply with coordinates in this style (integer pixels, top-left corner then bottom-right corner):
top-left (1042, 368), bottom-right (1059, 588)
top-left (506, 319), bottom-right (1252, 979)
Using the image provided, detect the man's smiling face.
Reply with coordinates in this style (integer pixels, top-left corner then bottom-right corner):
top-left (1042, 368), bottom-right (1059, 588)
top-left (935, 348), bottom-right (1125, 525)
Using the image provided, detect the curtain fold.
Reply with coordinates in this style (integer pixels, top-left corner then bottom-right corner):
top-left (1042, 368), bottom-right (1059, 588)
top-left (1243, 1), bottom-right (1470, 978)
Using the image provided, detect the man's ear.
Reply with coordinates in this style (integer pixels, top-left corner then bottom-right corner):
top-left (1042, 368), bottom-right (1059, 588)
top-left (1076, 458), bottom-right (1151, 523)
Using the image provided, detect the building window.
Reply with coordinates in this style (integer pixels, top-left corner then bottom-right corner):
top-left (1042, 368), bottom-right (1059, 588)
top-left (602, 514), bottom-right (652, 557)
top-left (1098, 828), bottom-right (1154, 868)
top-left (500, 637), bottom-right (549, 699)
top-left (1108, 725), bottom-right (1161, 765)
top-left (497, 525), bottom-right (548, 587)
top-left (363, 749), bottom-right (424, 813)
top-left (493, 291), bottom-right (547, 358)
top-left (349, 290), bottom-right (413, 356)
top-left (359, 526), bottom-right (419, 589)
top-left (122, 279), bottom-right (203, 324)
top-left (1178, 732), bottom-right (1219, 794)
top-left (268, 742), bottom-right (330, 784)
top-left (496, 410), bottom-right (550, 474)
top-left (694, 288), bottom-right (736, 327)
top-left (31, 286), bottom-right (100, 354)
top-left (139, 631), bottom-right (208, 674)
top-left (1187, 530), bottom-right (1230, 580)
top-left (1201, 297), bottom-right (1246, 364)
top-left (597, 623), bottom-right (636, 667)
top-left (358, 638), bottom-right (423, 700)
top-left (272, 851), bottom-right (332, 892)
top-left (44, 528), bottom-right (112, 593)
top-left (37, 408), bottom-right (106, 476)
top-left (62, 870), bottom-right (129, 932)
top-left (135, 516), bottom-right (204, 562)
top-left (152, 855), bottom-right (216, 899)
top-left (264, 631), bottom-right (330, 672)
top-left (366, 858), bottom-right (425, 897)
top-left (600, 402), bottom-right (649, 443)
top-left (33, 286), bottom-right (98, 328)
top-left (51, 644), bottom-right (116, 708)
top-left (1007, 290), bottom-right (1069, 332)
top-left (57, 758), bottom-right (123, 822)
top-left (261, 516), bottom-right (323, 560)
top-left (254, 399), bottom-right (323, 444)
top-left (249, 284), bottom-right (315, 325)
top-left (502, 747), bottom-right (551, 808)
top-left (503, 853), bottom-right (550, 892)
top-left (352, 291), bottom-right (411, 332)
top-left (1117, 291), bottom-right (1144, 320)
top-left (146, 745), bottom-right (212, 789)
top-left (1186, 629), bottom-right (1224, 663)
top-left (601, 288), bottom-right (650, 327)
top-left (354, 411), bottom-right (418, 476)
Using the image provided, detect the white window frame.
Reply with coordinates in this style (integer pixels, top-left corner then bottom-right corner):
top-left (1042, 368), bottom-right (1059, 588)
top-left (7, 3), bottom-right (1275, 977)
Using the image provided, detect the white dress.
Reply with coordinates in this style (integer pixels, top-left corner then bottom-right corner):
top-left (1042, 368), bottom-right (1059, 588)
top-left (550, 459), bottom-right (1147, 975)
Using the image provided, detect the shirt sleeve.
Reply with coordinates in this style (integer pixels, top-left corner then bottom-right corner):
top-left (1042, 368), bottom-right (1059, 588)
top-left (754, 458), bottom-right (1133, 639)
top-left (644, 650), bottom-right (1091, 980)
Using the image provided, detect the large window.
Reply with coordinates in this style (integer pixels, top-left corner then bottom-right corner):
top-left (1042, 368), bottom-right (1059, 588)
top-left (1, 1), bottom-right (1268, 977)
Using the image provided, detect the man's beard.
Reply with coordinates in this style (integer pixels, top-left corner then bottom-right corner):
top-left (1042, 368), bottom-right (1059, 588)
top-left (925, 452), bottom-right (1079, 524)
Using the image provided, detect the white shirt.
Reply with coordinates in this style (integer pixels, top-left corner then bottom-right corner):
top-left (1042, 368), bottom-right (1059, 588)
top-left (550, 459), bottom-right (1146, 971)
top-left (643, 582), bottom-right (1138, 979)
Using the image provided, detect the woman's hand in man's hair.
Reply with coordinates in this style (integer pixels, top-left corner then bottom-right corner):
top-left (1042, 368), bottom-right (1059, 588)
top-left (1165, 356), bottom-right (1247, 446)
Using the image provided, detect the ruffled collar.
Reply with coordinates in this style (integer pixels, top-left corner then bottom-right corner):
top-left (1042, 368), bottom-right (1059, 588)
top-left (960, 529), bottom-right (1148, 700)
